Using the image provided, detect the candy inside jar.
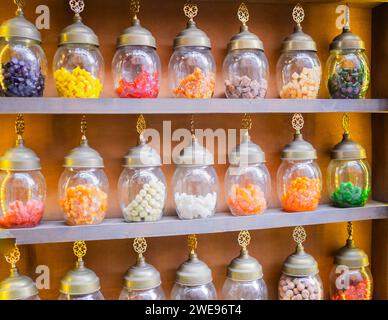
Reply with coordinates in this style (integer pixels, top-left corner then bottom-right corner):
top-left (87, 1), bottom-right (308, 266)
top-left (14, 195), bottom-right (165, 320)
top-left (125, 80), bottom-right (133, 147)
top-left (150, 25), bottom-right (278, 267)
top-left (53, 1), bottom-right (104, 98)
top-left (0, 2), bottom-right (47, 97)
top-left (59, 117), bottom-right (108, 226)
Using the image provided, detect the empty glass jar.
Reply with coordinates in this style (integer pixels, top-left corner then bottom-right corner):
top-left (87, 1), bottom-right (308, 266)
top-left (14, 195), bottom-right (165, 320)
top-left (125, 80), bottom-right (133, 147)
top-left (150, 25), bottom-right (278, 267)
top-left (169, 4), bottom-right (215, 98)
top-left (327, 131), bottom-right (371, 208)
top-left (225, 131), bottom-right (270, 216)
top-left (223, 3), bottom-right (268, 99)
top-left (276, 5), bottom-right (321, 99)
top-left (118, 135), bottom-right (166, 222)
top-left (277, 114), bottom-right (321, 212)
top-left (327, 22), bottom-right (370, 99)
top-left (173, 136), bottom-right (218, 220)
top-left (0, 4), bottom-right (46, 97)
top-left (53, 3), bottom-right (103, 98)
top-left (0, 116), bottom-right (46, 228)
top-left (113, 13), bottom-right (160, 98)
top-left (59, 122), bottom-right (108, 226)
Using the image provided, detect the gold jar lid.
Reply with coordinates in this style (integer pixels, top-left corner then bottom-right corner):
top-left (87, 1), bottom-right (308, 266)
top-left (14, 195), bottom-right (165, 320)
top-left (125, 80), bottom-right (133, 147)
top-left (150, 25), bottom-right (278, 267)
top-left (117, 1), bottom-right (156, 48)
top-left (173, 2), bottom-right (211, 49)
top-left (173, 135), bottom-right (214, 166)
top-left (124, 238), bottom-right (161, 291)
top-left (0, 115), bottom-right (41, 171)
top-left (283, 227), bottom-right (319, 277)
top-left (227, 231), bottom-right (263, 281)
top-left (0, 1), bottom-right (41, 43)
top-left (331, 114), bottom-right (366, 160)
top-left (176, 235), bottom-right (213, 286)
top-left (60, 241), bottom-right (101, 296)
top-left (123, 115), bottom-right (162, 168)
top-left (63, 117), bottom-right (104, 168)
top-left (281, 4), bottom-right (316, 52)
top-left (0, 245), bottom-right (38, 300)
top-left (59, 0), bottom-right (99, 46)
top-left (334, 222), bottom-right (369, 268)
top-left (228, 3), bottom-right (264, 52)
top-left (281, 113), bottom-right (317, 161)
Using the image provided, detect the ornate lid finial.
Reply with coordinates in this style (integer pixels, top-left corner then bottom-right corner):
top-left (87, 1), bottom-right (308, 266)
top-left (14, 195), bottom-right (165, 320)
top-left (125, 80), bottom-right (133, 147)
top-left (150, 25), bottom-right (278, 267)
top-left (188, 234), bottom-right (198, 255)
top-left (14, 0), bottom-right (25, 15)
top-left (133, 237), bottom-right (147, 258)
top-left (293, 226), bottom-right (307, 250)
top-left (241, 113), bottom-right (252, 131)
top-left (238, 230), bottom-right (251, 251)
top-left (80, 115), bottom-right (88, 141)
top-left (130, 0), bottom-right (140, 20)
top-left (237, 3), bottom-right (249, 26)
top-left (184, 1), bottom-right (198, 22)
top-left (136, 114), bottom-right (146, 137)
top-left (292, 3), bottom-right (305, 28)
top-left (5, 244), bottom-right (20, 269)
top-left (69, 0), bottom-right (85, 18)
top-left (342, 113), bottom-right (350, 135)
top-left (15, 114), bottom-right (25, 142)
top-left (292, 113), bottom-right (304, 135)
top-left (73, 241), bottom-right (87, 262)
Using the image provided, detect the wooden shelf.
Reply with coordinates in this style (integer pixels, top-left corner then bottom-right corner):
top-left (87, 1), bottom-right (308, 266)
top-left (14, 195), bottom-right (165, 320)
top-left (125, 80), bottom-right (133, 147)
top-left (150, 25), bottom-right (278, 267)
top-left (0, 98), bottom-right (386, 114)
top-left (2, 201), bottom-right (387, 245)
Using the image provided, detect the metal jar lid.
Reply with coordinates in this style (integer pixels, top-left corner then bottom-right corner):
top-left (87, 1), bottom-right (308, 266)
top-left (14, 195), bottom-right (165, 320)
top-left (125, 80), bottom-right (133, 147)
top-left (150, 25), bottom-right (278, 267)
top-left (283, 227), bottom-right (319, 277)
top-left (227, 3), bottom-right (264, 52)
top-left (0, 1), bottom-right (41, 43)
top-left (176, 252), bottom-right (213, 286)
top-left (229, 130), bottom-right (265, 165)
top-left (63, 118), bottom-right (104, 168)
top-left (281, 4), bottom-right (316, 52)
top-left (123, 134), bottom-right (162, 168)
top-left (59, 0), bottom-right (99, 46)
top-left (281, 114), bottom-right (317, 161)
top-left (334, 222), bottom-right (369, 268)
top-left (173, 135), bottom-right (214, 166)
top-left (0, 115), bottom-right (41, 171)
top-left (173, 3), bottom-right (211, 49)
top-left (331, 133), bottom-right (366, 160)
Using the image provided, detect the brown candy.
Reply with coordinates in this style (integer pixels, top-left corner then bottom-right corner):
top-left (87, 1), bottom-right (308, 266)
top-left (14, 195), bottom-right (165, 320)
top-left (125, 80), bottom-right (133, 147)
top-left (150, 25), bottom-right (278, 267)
top-left (278, 275), bottom-right (322, 300)
top-left (225, 75), bottom-right (267, 99)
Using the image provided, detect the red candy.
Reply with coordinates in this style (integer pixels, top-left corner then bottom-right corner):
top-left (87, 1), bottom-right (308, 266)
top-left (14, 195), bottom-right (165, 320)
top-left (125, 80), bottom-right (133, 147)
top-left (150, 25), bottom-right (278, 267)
top-left (116, 67), bottom-right (159, 98)
top-left (331, 278), bottom-right (371, 300)
top-left (0, 199), bottom-right (44, 228)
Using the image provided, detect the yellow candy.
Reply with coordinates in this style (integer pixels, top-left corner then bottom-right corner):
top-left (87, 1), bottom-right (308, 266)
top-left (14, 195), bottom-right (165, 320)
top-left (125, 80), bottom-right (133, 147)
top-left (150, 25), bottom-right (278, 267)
top-left (54, 66), bottom-right (102, 98)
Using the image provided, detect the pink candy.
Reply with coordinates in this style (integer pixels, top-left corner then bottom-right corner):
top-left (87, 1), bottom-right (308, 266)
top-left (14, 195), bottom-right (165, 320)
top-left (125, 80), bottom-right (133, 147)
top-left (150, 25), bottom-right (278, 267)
top-left (0, 199), bottom-right (44, 228)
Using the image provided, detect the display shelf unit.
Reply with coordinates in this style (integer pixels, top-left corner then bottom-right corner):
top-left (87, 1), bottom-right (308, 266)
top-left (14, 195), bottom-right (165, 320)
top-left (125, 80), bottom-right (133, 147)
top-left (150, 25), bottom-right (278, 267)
top-left (0, 98), bottom-right (387, 114)
top-left (2, 202), bottom-right (387, 245)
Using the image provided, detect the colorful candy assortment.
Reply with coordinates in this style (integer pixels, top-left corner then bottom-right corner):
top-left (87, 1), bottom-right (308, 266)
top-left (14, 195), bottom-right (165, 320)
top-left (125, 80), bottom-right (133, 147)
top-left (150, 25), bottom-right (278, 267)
top-left (0, 199), bottom-right (44, 228)
top-left (328, 65), bottom-right (367, 99)
top-left (116, 68), bottom-right (159, 98)
top-left (225, 75), bottom-right (267, 99)
top-left (0, 58), bottom-right (45, 97)
top-left (175, 192), bottom-right (217, 219)
top-left (227, 184), bottom-right (267, 216)
top-left (280, 67), bottom-right (321, 99)
top-left (54, 66), bottom-right (102, 98)
top-left (173, 67), bottom-right (215, 98)
top-left (331, 182), bottom-right (370, 208)
top-left (60, 184), bottom-right (108, 225)
top-left (123, 180), bottom-right (165, 222)
top-left (331, 275), bottom-right (371, 300)
top-left (281, 176), bottom-right (321, 212)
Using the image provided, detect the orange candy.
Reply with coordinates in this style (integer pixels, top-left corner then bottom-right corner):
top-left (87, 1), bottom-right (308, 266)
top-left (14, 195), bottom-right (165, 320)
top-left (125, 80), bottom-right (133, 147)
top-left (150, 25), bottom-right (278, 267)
top-left (60, 184), bottom-right (108, 226)
top-left (228, 184), bottom-right (267, 216)
top-left (281, 176), bottom-right (321, 212)
top-left (173, 67), bottom-right (215, 98)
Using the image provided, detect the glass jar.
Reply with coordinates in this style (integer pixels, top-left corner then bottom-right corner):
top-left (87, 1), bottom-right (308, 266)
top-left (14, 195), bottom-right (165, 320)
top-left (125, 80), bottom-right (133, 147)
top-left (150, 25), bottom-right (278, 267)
top-left (278, 273), bottom-right (323, 300)
top-left (171, 282), bottom-right (217, 300)
top-left (119, 286), bottom-right (165, 300)
top-left (119, 136), bottom-right (166, 222)
top-left (223, 278), bottom-right (267, 300)
top-left (59, 130), bottom-right (108, 226)
top-left (53, 5), bottom-right (104, 98)
top-left (225, 131), bottom-right (270, 216)
top-left (169, 5), bottom-right (215, 98)
top-left (327, 26), bottom-right (370, 99)
top-left (0, 116), bottom-right (46, 228)
top-left (113, 17), bottom-right (160, 98)
top-left (0, 6), bottom-right (46, 97)
top-left (276, 5), bottom-right (321, 99)
top-left (58, 291), bottom-right (104, 300)
top-left (173, 137), bottom-right (218, 220)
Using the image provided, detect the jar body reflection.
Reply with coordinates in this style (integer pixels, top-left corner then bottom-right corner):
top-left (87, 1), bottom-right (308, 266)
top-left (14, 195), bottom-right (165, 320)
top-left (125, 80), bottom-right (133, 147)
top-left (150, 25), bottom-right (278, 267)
top-left (278, 273), bottom-right (323, 300)
top-left (329, 265), bottom-right (373, 300)
top-left (224, 164), bottom-right (271, 216)
top-left (223, 49), bottom-right (269, 99)
top-left (118, 167), bottom-right (166, 222)
top-left (326, 49), bottom-right (370, 99)
top-left (277, 160), bottom-right (322, 212)
top-left (276, 51), bottom-right (321, 99)
top-left (168, 46), bottom-right (215, 98)
top-left (53, 44), bottom-right (104, 98)
top-left (58, 291), bottom-right (104, 300)
top-left (58, 168), bottom-right (109, 225)
top-left (171, 283), bottom-right (217, 300)
top-left (173, 165), bottom-right (218, 219)
top-left (112, 45), bottom-right (160, 98)
top-left (327, 159), bottom-right (371, 208)
top-left (0, 170), bottom-right (46, 228)
top-left (222, 278), bottom-right (268, 300)
top-left (119, 286), bottom-right (165, 300)
top-left (0, 38), bottom-right (47, 97)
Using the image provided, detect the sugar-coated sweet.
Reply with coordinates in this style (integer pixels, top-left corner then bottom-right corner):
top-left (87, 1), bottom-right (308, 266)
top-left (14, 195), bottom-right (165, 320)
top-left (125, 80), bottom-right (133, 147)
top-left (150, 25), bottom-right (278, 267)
top-left (173, 67), bottom-right (215, 98)
top-left (0, 199), bottom-right (44, 228)
top-left (331, 181), bottom-right (370, 208)
top-left (227, 184), bottom-right (267, 216)
top-left (225, 75), bottom-right (267, 99)
top-left (278, 276), bottom-right (323, 300)
top-left (116, 67), bottom-right (159, 98)
top-left (175, 192), bottom-right (217, 219)
top-left (280, 67), bottom-right (320, 99)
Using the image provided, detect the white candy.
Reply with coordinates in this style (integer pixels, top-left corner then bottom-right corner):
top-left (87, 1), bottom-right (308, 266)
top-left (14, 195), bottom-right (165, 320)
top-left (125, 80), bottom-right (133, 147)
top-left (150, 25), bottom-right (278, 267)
top-left (174, 192), bottom-right (217, 219)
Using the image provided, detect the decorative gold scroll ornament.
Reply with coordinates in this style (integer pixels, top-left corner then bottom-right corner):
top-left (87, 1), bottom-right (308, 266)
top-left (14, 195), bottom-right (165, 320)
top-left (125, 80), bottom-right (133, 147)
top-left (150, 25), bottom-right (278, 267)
top-left (238, 230), bottom-right (251, 251)
top-left (342, 113), bottom-right (350, 135)
top-left (15, 114), bottom-right (25, 141)
top-left (14, 0), bottom-right (25, 14)
top-left (188, 234), bottom-right (198, 255)
top-left (133, 237), bottom-right (147, 258)
top-left (69, 0), bottom-right (85, 16)
top-left (184, 1), bottom-right (198, 21)
top-left (241, 113), bottom-right (252, 131)
top-left (292, 113), bottom-right (304, 134)
top-left (136, 114), bottom-right (146, 136)
top-left (5, 244), bottom-right (20, 268)
top-left (130, 0), bottom-right (140, 19)
top-left (237, 3), bottom-right (249, 26)
top-left (73, 240), bottom-right (87, 262)
top-left (292, 3), bottom-right (305, 27)
top-left (293, 225), bottom-right (307, 249)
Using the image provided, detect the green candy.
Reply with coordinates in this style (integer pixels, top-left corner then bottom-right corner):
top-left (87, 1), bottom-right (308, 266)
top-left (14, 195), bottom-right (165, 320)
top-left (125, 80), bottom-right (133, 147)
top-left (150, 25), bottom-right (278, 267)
top-left (331, 181), bottom-right (370, 208)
